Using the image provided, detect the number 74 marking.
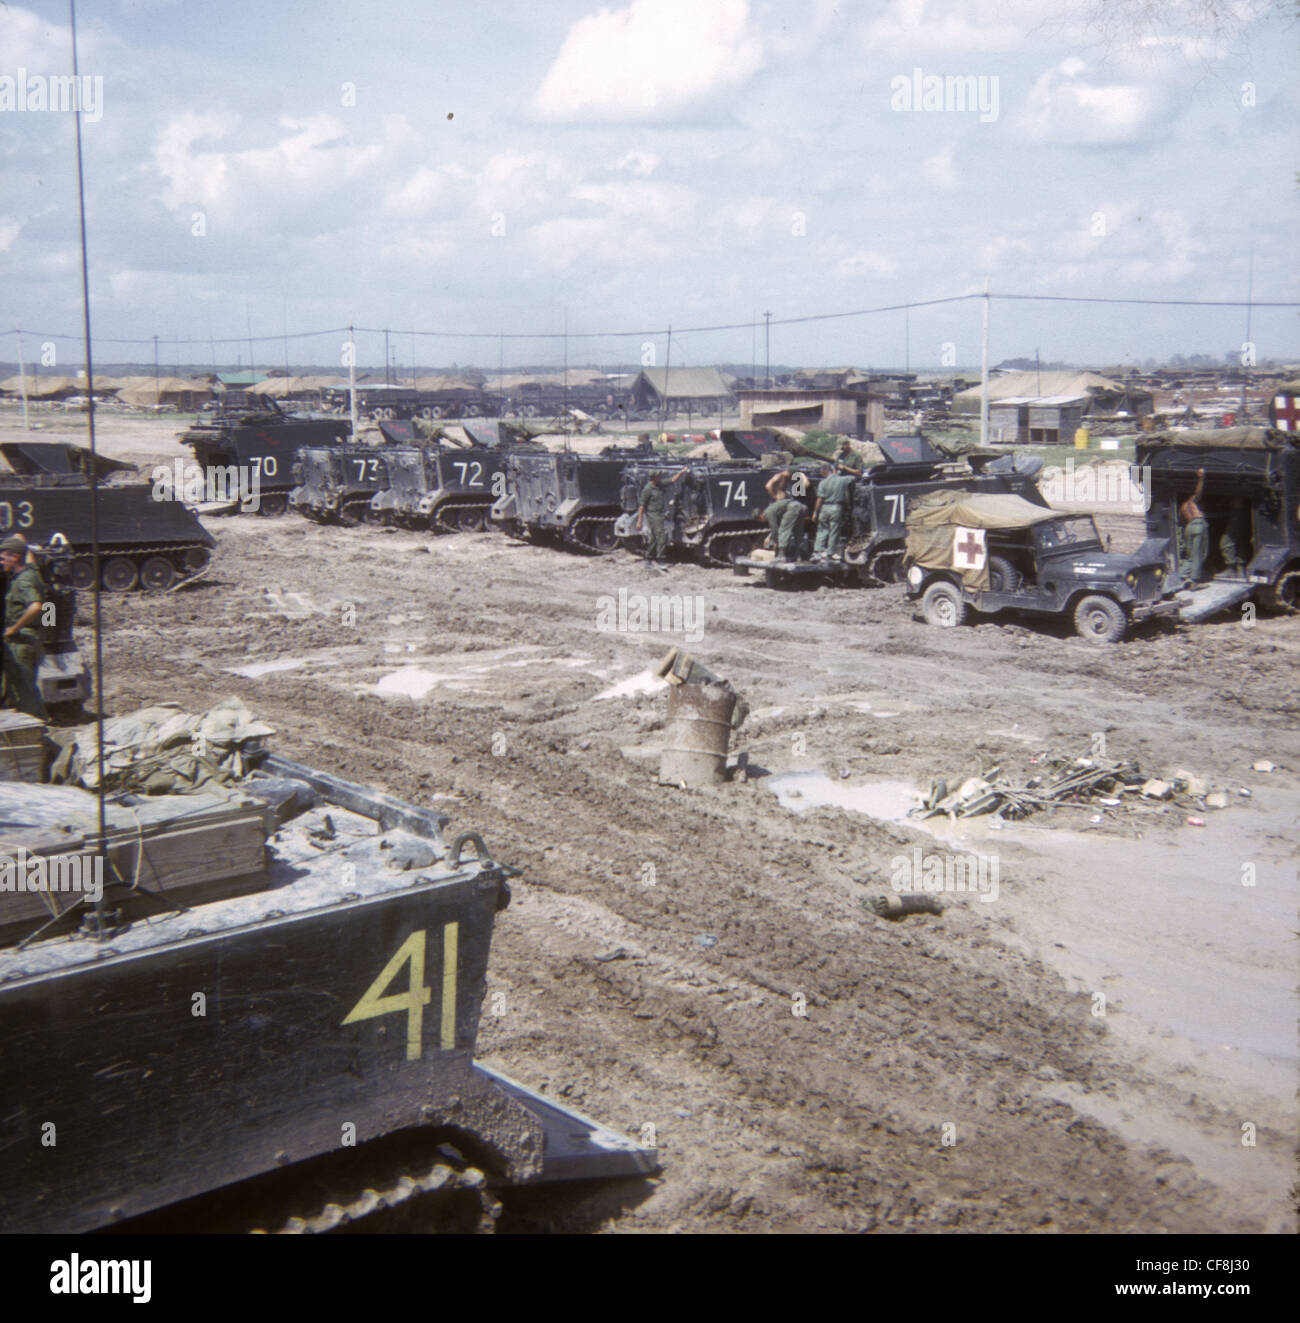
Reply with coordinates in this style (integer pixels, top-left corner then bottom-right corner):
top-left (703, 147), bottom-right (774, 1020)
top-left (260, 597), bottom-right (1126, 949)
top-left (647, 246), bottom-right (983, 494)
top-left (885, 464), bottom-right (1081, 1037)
top-left (342, 925), bottom-right (458, 1060)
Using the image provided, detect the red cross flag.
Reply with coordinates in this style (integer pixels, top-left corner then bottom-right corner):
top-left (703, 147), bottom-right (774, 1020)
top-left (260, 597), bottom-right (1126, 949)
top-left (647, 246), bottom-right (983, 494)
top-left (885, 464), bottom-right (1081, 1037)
top-left (1269, 390), bottom-right (1300, 432)
top-left (952, 526), bottom-right (986, 571)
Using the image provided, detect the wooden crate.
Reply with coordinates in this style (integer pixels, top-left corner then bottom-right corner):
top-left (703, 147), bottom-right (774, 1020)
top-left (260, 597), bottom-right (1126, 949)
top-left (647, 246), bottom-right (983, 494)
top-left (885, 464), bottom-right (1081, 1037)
top-left (0, 712), bottom-right (46, 784)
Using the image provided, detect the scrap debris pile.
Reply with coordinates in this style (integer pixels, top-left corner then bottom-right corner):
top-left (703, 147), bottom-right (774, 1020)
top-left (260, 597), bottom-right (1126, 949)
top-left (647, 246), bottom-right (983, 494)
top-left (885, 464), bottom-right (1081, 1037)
top-left (913, 750), bottom-right (1239, 823)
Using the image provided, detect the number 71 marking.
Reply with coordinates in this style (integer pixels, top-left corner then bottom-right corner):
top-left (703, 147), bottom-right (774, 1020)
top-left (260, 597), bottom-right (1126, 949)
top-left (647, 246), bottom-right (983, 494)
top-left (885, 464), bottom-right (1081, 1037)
top-left (342, 925), bottom-right (459, 1060)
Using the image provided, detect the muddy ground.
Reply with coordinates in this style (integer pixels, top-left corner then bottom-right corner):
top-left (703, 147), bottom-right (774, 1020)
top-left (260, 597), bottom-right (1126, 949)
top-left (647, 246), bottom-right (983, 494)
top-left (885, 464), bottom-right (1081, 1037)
top-left (10, 410), bottom-right (1298, 1233)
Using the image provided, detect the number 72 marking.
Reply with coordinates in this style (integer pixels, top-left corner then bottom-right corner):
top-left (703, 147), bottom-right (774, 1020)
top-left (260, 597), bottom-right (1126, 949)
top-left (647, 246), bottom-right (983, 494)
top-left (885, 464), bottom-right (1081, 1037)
top-left (342, 925), bottom-right (459, 1060)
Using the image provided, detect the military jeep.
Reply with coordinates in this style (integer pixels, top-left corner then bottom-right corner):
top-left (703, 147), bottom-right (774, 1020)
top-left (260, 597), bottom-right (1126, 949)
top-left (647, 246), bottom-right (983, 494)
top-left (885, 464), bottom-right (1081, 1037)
top-left (903, 492), bottom-right (1178, 644)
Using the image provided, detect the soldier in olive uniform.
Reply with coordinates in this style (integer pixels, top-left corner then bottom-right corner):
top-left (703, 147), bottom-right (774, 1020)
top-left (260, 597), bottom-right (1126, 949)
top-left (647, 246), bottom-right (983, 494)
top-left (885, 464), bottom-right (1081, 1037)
top-left (636, 468), bottom-right (688, 566)
top-left (1, 535), bottom-right (49, 720)
top-left (1178, 468), bottom-right (1209, 585)
top-left (762, 466), bottom-right (807, 561)
top-left (811, 453), bottom-right (860, 560)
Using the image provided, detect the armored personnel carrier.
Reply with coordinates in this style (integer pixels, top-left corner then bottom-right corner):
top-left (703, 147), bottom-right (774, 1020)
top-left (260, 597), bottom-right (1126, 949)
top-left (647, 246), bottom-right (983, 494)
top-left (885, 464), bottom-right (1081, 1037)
top-left (490, 447), bottom-right (646, 552)
top-left (0, 441), bottom-right (215, 592)
top-left (614, 457), bottom-right (768, 564)
top-left (734, 436), bottom-right (1048, 588)
top-left (371, 444), bottom-right (507, 533)
top-left (0, 752), bottom-right (656, 1232)
top-left (180, 396), bottom-right (351, 516)
top-left (289, 444), bottom-right (394, 525)
top-left (1134, 426), bottom-right (1300, 620)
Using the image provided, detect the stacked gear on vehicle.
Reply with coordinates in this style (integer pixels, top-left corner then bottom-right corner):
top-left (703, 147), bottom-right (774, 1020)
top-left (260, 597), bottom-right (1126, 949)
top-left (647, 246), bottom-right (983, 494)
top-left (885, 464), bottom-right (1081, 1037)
top-left (1134, 426), bottom-right (1300, 620)
top-left (0, 441), bottom-right (215, 593)
top-left (902, 489), bottom-right (1178, 644)
top-left (181, 396), bottom-right (351, 517)
top-left (289, 444), bottom-right (394, 525)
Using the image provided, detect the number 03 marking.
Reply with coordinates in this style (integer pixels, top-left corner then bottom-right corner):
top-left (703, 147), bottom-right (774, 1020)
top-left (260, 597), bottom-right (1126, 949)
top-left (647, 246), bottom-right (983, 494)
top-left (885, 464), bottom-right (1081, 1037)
top-left (342, 924), bottom-right (459, 1060)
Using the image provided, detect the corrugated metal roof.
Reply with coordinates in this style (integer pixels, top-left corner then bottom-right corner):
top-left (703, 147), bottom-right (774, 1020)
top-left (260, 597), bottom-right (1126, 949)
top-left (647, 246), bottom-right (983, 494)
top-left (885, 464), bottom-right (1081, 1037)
top-left (635, 367), bottom-right (733, 399)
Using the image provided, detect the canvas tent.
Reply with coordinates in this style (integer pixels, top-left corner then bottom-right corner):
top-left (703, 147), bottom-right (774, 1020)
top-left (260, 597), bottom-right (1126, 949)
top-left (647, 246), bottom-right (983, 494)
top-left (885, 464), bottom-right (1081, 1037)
top-left (906, 490), bottom-right (1059, 591)
top-left (116, 378), bottom-right (213, 409)
top-left (631, 367), bottom-right (733, 412)
top-left (952, 371), bottom-right (1152, 417)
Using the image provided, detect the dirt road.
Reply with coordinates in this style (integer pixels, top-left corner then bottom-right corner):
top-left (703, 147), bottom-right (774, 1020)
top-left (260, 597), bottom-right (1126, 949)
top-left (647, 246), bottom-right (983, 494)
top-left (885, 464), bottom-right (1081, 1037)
top-left (13, 410), bottom-right (1299, 1232)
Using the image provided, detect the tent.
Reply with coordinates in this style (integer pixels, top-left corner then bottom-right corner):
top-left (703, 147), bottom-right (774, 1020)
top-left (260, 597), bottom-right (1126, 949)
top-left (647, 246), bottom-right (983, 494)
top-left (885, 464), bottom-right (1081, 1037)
top-left (116, 378), bottom-right (213, 409)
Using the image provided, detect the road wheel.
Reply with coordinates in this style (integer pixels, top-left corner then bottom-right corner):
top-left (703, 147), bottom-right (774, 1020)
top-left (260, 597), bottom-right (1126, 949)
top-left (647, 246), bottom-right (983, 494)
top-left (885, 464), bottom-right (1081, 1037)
top-left (588, 523), bottom-right (618, 553)
top-left (987, 555), bottom-right (1022, 593)
top-left (259, 494), bottom-right (288, 517)
top-left (1262, 569), bottom-right (1300, 614)
top-left (457, 507), bottom-right (487, 532)
top-left (921, 580), bottom-right (966, 628)
top-left (725, 536), bottom-right (755, 564)
top-left (140, 556), bottom-right (176, 591)
top-left (102, 557), bottom-right (139, 592)
top-left (1073, 594), bottom-right (1127, 644)
top-left (69, 559), bottom-right (95, 589)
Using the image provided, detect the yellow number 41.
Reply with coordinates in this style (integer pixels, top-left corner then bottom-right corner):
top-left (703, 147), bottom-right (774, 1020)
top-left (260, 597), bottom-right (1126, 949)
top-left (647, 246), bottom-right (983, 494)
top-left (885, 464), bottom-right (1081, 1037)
top-left (342, 925), bottom-right (459, 1061)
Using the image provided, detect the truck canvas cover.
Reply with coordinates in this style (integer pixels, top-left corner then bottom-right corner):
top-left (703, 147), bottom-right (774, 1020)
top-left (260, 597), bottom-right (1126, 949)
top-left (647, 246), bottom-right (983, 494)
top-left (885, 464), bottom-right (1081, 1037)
top-left (1138, 426), bottom-right (1294, 452)
top-left (906, 491), bottom-right (1059, 590)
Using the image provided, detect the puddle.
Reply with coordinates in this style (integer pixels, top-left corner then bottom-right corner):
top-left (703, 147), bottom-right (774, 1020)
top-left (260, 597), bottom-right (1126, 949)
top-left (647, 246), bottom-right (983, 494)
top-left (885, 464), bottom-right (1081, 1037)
top-left (375, 668), bottom-right (452, 700)
top-left (765, 770), bottom-right (919, 821)
top-left (596, 669), bottom-right (669, 701)
top-left (228, 657), bottom-right (345, 678)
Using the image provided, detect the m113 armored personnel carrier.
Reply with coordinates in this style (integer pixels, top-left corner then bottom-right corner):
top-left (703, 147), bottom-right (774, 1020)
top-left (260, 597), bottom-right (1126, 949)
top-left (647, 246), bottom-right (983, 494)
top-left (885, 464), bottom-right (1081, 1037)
top-left (0, 753), bottom-right (656, 1233)
top-left (181, 396), bottom-right (351, 517)
top-left (289, 445), bottom-right (395, 525)
top-left (0, 441), bottom-right (215, 592)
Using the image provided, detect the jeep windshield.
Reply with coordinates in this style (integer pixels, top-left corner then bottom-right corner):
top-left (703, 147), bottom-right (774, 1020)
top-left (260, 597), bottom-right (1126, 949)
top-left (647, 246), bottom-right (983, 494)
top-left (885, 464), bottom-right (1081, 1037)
top-left (1036, 516), bottom-right (1102, 551)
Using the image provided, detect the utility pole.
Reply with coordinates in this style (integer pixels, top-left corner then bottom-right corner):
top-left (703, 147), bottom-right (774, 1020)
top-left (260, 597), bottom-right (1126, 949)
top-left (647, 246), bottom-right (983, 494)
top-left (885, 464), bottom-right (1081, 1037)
top-left (1241, 240), bottom-right (1254, 421)
top-left (152, 334), bottom-right (160, 398)
top-left (980, 279), bottom-right (991, 450)
top-left (16, 330), bottom-right (30, 430)
top-left (763, 310), bottom-right (772, 388)
top-left (348, 323), bottom-right (359, 440)
top-left (384, 328), bottom-right (391, 386)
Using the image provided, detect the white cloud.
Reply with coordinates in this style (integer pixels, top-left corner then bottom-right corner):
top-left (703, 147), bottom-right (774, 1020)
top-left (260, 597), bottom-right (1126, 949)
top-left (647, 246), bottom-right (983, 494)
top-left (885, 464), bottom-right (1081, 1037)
top-left (0, 220), bottom-right (22, 252)
top-left (1016, 58), bottom-right (1156, 144)
top-left (532, 0), bottom-right (764, 123)
top-left (833, 250), bottom-right (899, 279)
top-left (860, 0), bottom-right (1072, 55)
top-left (616, 150), bottom-right (661, 177)
top-left (921, 143), bottom-right (957, 190)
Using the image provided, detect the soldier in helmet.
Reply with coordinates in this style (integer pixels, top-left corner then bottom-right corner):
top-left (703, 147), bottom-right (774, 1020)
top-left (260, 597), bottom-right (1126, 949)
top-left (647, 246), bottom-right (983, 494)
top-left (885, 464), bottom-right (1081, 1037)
top-left (1, 534), bottom-right (49, 720)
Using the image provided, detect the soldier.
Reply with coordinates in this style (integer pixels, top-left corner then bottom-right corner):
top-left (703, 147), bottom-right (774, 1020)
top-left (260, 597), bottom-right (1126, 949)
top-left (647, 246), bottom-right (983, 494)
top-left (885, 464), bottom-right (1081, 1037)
top-left (1219, 495), bottom-right (1250, 577)
top-left (762, 466), bottom-right (806, 562)
top-left (635, 467), bottom-right (687, 567)
top-left (1, 534), bottom-right (49, 720)
top-left (811, 451), bottom-right (860, 561)
top-left (1178, 468), bottom-right (1209, 585)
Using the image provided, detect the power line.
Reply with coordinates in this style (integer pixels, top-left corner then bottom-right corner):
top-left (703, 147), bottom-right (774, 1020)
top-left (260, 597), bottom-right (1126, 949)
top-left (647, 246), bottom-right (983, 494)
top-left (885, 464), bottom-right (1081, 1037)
top-left (4, 289), bottom-right (1297, 350)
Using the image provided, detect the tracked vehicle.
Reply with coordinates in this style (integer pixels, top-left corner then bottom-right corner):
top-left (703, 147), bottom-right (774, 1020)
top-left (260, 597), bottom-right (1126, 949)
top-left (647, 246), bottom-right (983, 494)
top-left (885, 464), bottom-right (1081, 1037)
top-left (289, 445), bottom-right (394, 525)
top-left (181, 397), bottom-right (351, 516)
top-left (614, 458), bottom-right (769, 564)
top-left (490, 448), bottom-right (645, 552)
top-left (1134, 426), bottom-right (1300, 620)
top-left (0, 756), bottom-right (656, 1233)
top-left (734, 437), bottom-right (1048, 588)
top-left (0, 441), bottom-right (215, 592)
top-left (371, 443), bottom-right (508, 533)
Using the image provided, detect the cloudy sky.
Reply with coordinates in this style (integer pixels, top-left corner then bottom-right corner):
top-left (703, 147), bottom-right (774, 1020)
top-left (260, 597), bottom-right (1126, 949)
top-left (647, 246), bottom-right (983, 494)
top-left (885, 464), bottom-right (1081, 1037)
top-left (1, 0), bottom-right (1296, 374)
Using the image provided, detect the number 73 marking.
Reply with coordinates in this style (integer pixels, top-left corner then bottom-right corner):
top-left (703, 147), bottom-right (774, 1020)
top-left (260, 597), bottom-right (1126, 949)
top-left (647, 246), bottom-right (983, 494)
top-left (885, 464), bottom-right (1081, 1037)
top-left (342, 925), bottom-right (458, 1060)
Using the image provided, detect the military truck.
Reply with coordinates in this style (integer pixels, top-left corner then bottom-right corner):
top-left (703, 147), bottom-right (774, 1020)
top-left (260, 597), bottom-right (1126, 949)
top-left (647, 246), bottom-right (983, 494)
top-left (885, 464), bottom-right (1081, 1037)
top-left (903, 491), bottom-right (1178, 643)
top-left (0, 441), bottom-right (216, 592)
top-left (181, 396), bottom-right (351, 516)
top-left (1134, 427), bottom-right (1300, 621)
top-left (490, 447), bottom-right (647, 552)
top-left (733, 436), bottom-right (1047, 587)
top-left (289, 444), bottom-right (395, 525)
top-left (0, 754), bottom-right (655, 1233)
